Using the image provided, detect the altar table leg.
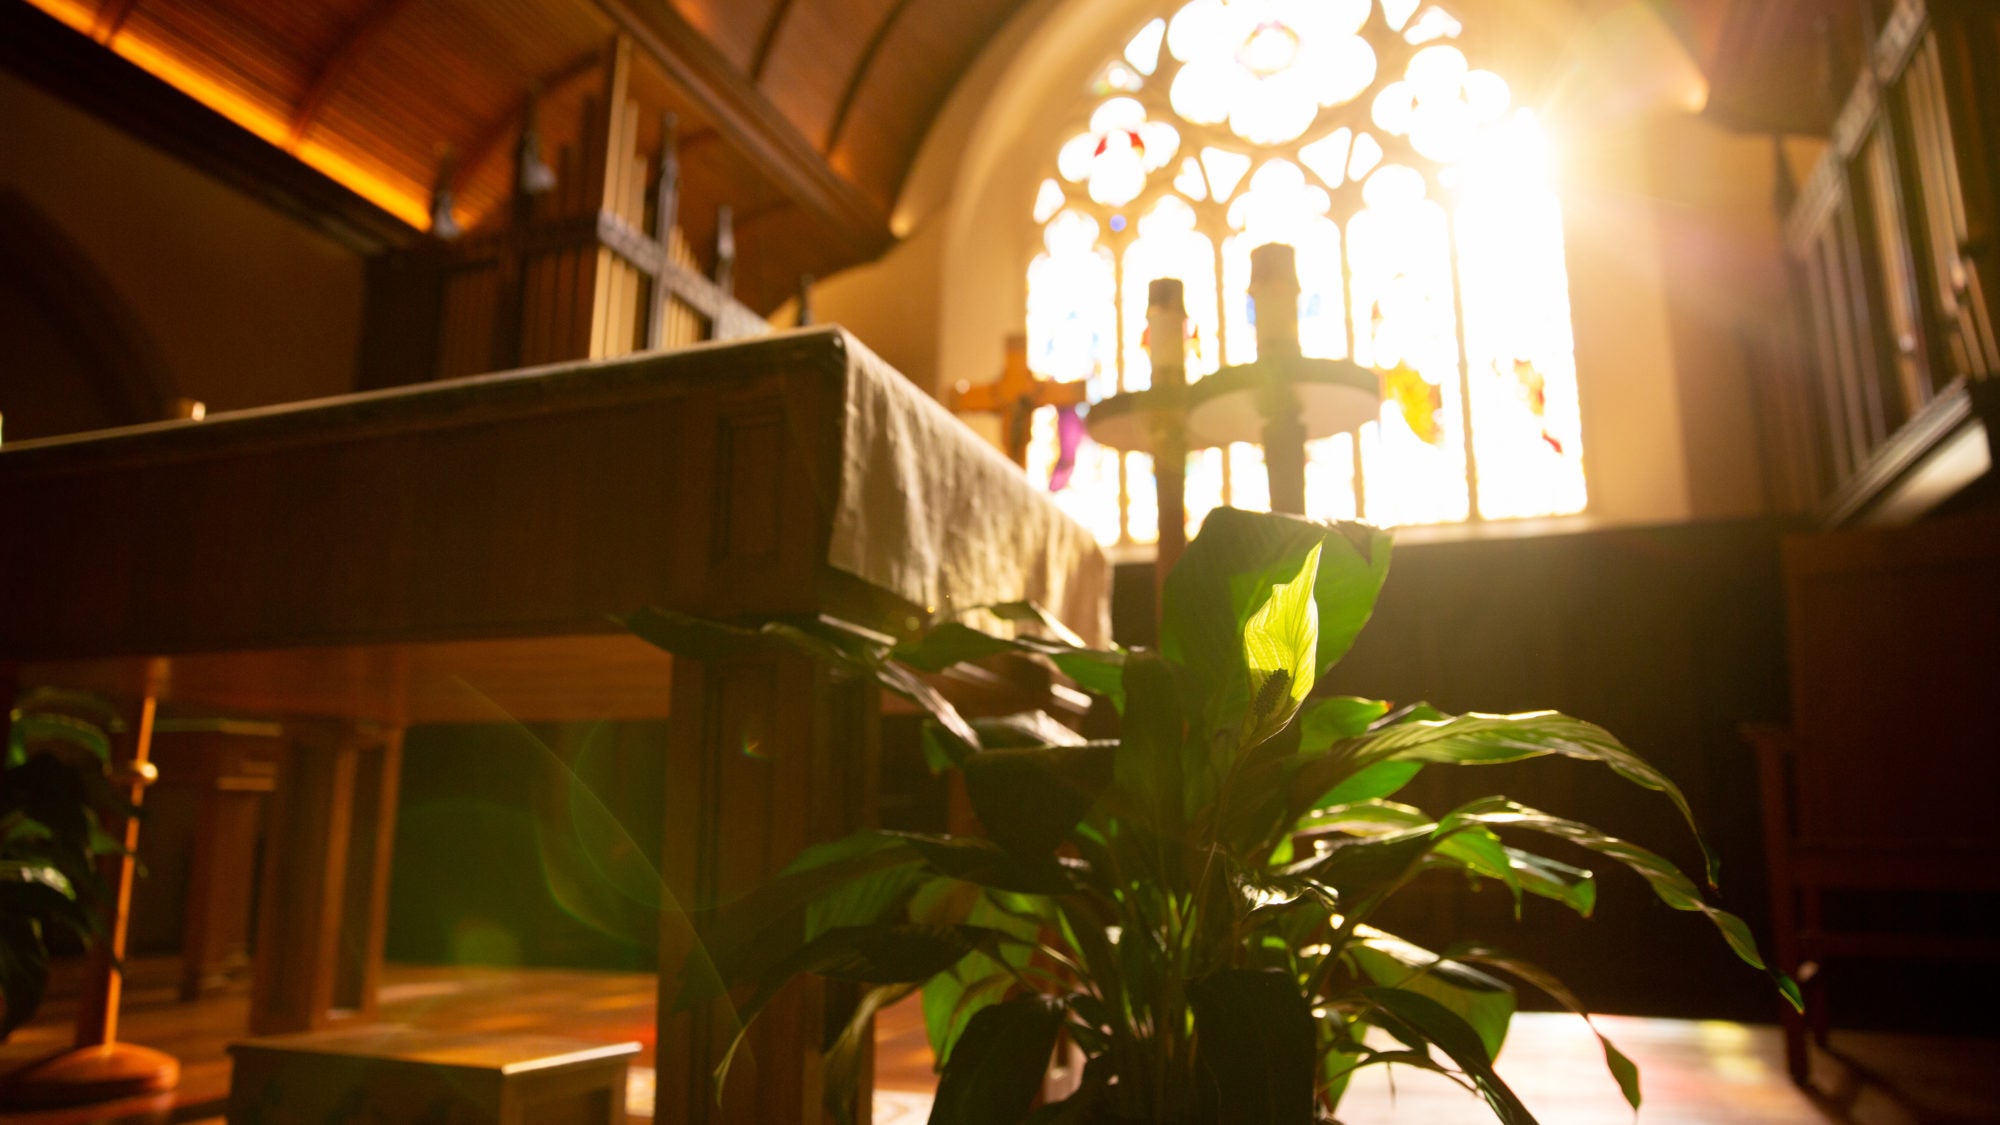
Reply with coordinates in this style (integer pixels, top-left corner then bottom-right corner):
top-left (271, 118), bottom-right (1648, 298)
top-left (249, 721), bottom-right (403, 1035)
top-left (169, 730), bottom-right (280, 1001)
top-left (658, 652), bottom-right (881, 1125)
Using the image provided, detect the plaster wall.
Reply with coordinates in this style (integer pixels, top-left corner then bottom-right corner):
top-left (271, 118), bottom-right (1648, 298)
top-left (0, 69), bottom-right (364, 421)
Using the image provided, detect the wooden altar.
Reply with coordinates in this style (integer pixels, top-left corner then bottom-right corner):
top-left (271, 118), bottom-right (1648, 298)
top-left (0, 326), bottom-right (1108, 1123)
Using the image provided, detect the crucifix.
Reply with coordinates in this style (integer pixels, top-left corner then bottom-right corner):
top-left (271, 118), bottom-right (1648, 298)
top-left (950, 334), bottom-right (1090, 468)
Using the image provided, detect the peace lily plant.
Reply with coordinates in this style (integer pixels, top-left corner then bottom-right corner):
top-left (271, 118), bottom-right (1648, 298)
top-left (630, 507), bottom-right (1795, 1124)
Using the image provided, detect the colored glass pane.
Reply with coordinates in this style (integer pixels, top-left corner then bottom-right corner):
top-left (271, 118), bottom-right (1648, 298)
top-left (1021, 0), bottom-right (1584, 544)
top-left (1126, 18), bottom-right (1167, 75)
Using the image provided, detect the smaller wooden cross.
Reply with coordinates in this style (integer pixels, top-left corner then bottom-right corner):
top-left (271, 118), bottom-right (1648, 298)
top-left (951, 334), bottom-right (1090, 468)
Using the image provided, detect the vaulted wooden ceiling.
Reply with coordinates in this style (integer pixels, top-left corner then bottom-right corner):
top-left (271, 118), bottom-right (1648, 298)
top-left (13, 0), bottom-right (1020, 310)
top-left (9, 0), bottom-right (1824, 314)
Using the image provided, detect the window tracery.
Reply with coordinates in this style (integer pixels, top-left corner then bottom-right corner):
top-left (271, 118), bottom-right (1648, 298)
top-left (1024, 0), bottom-right (1586, 545)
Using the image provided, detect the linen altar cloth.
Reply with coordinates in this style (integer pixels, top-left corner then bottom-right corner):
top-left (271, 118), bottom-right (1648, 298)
top-left (827, 329), bottom-right (1111, 648)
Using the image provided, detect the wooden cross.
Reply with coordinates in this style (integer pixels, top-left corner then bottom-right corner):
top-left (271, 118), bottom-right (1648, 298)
top-left (951, 334), bottom-right (1089, 468)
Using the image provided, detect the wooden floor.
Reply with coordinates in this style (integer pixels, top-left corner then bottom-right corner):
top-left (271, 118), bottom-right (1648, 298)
top-left (1, 958), bottom-right (1994, 1124)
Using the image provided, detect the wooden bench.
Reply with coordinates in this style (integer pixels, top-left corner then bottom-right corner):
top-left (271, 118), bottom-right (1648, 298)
top-left (227, 1027), bottom-right (639, 1124)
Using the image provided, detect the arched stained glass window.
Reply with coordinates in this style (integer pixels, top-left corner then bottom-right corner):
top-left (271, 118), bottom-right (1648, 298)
top-left (1023, 0), bottom-right (1585, 546)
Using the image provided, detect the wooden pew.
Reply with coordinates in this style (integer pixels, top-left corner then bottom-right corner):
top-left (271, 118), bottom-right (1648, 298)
top-left (1748, 510), bottom-right (2000, 1084)
top-left (0, 326), bottom-right (1109, 1122)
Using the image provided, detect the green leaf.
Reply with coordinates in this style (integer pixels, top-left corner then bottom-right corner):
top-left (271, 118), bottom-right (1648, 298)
top-left (1160, 509), bottom-right (1389, 744)
top-left (824, 983), bottom-right (918, 1124)
top-left (805, 862), bottom-right (925, 945)
top-left (711, 923), bottom-right (1016, 1095)
top-left (1332, 710), bottom-right (1723, 885)
top-left (1319, 1042), bottom-right (1364, 1112)
top-left (889, 615), bottom-right (1125, 712)
top-left (1050, 651), bottom-right (1126, 709)
top-left (1309, 520), bottom-right (1394, 675)
top-left (915, 887), bottom-right (1043, 1069)
top-left (1295, 826), bottom-right (1439, 904)
top-left (1299, 799), bottom-right (1430, 836)
top-left (1440, 798), bottom-right (1793, 1005)
top-left (1308, 758), bottom-right (1421, 812)
top-left (1501, 847), bottom-right (1597, 917)
top-left (961, 743), bottom-right (1114, 865)
top-left (1300, 696), bottom-right (1393, 749)
top-left (970, 712), bottom-right (1087, 750)
top-left (1432, 826), bottom-right (1523, 914)
top-left (929, 995), bottom-right (1066, 1125)
top-left (624, 608), bottom-right (984, 756)
top-left (897, 833), bottom-right (1071, 895)
top-left (6, 713), bottom-right (112, 765)
top-left (1114, 654), bottom-right (1185, 881)
top-left (1240, 542), bottom-right (1322, 750)
top-left (1351, 930), bottom-right (1515, 1061)
top-left (892, 622), bottom-right (1018, 673)
top-left (978, 600), bottom-right (1089, 648)
top-left (1362, 987), bottom-right (1539, 1125)
top-left (1453, 947), bottom-right (1642, 1110)
top-left (801, 923), bottom-right (1009, 984)
top-left (1189, 968), bottom-right (1317, 1124)
top-left (675, 833), bottom-right (921, 1009)
top-left (922, 966), bottom-right (1014, 1071)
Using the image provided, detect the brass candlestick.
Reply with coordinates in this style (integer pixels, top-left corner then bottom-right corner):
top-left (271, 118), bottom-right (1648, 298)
top-left (1187, 243), bottom-right (1377, 516)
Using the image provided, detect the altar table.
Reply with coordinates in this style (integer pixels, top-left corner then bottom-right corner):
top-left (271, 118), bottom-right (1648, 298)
top-left (0, 327), bottom-right (1109, 1124)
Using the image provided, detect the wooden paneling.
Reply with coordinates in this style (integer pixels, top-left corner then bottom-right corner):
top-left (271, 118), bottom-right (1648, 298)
top-left (657, 652), bottom-right (878, 1125)
top-left (0, 333), bottom-right (855, 662)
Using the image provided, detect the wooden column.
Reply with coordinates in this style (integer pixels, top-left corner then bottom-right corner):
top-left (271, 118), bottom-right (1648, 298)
top-left (658, 653), bottom-right (880, 1125)
top-left (249, 721), bottom-right (403, 1035)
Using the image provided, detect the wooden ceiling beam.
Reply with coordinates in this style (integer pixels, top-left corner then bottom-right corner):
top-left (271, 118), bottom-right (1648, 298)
top-left (749, 0), bottom-right (796, 81)
top-left (587, 0), bottom-right (891, 262)
top-left (0, 1), bottom-right (415, 254)
top-left (287, 0), bottom-right (419, 149)
top-left (825, 0), bottom-right (914, 155)
top-left (91, 0), bottom-right (139, 43)
top-left (451, 45), bottom-right (606, 193)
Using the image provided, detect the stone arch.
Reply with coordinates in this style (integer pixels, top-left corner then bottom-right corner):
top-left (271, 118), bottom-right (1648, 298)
top-left (0, 187), bottom-right (174, 440)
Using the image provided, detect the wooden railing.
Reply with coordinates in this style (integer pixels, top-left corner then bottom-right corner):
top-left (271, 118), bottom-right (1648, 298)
top-left (1771, 0), bottom-right (1998, 525)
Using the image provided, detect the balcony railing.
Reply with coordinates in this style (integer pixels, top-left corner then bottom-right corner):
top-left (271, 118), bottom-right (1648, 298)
top-left (1769, 0), bottom-right (1998, 525)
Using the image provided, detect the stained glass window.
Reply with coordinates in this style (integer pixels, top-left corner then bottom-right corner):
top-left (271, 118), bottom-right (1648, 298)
top-left (1022, 0), bottom-right (1587, 547)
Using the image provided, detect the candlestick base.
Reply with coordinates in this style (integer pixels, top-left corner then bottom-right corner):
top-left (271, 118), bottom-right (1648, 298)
top-left (0, 1042), bottom-right (180, 1108)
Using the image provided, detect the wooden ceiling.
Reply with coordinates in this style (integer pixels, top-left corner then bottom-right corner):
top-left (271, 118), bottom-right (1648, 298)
top-left (15, 0), bottom-right (1019, 310)
top-left (11, 0), bottom-right (1827, 313)
top-left (1677, 0), bottom-right (1850, 136)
